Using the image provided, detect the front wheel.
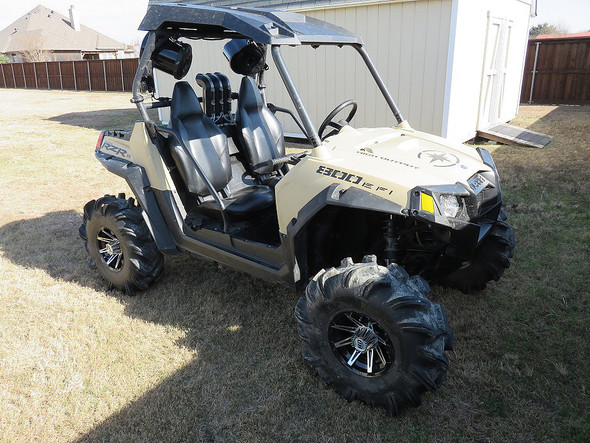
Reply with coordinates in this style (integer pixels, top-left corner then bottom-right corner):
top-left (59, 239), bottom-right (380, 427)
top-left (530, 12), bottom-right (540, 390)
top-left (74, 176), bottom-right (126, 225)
top-left (442, 210), bottom-right (515, 293)
top-left (295, 256), bottom-right (453, 415)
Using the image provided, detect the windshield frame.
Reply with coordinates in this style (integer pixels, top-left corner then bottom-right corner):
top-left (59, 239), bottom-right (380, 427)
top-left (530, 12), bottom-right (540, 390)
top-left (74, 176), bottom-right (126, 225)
top-left (270, 43), bottom-right (405, 147)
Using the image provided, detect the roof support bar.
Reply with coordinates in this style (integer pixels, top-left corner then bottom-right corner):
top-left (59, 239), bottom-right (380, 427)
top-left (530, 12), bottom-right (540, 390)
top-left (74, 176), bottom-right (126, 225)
top-left (271, 45), bottom-right (322, 147)
top-left (354, 44), bottom-right (404, 125)
top-left (131, 31), bottom-right (229, 232)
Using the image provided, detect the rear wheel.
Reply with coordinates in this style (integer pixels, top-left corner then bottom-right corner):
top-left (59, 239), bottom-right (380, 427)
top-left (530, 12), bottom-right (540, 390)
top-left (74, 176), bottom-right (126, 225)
top-left (79, 194), bottom-right (164, 295)
top-left (295, 255), bottom-right (453, 415)
top-left (442, 210), bottom-right (515, 293)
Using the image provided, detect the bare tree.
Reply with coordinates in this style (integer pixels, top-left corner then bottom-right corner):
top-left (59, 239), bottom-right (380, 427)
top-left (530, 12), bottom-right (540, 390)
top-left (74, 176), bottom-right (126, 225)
top-left (20, 35), bottom-right (50, 62)
top-left (529, 23), bottom-right (568, 38)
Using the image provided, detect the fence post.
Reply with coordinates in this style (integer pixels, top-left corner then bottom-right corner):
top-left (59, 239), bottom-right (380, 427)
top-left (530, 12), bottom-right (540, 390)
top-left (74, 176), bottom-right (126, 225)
top-left (87, 60), bottom-right (92, 91)
top-left (528, 41), bottom-right (541, 105)
top-left (120, 59), bottom-right (125, 92)
top-left (22, 64), bottom-right (26, 88)
top-left (73, 61), bottom-right (77, 91)
top-left (103, 60), bottom-right (108, 91)
top-left (46, 62), bottom-right (50, 89)
top-left (58, 62), bottom-right (63, 90)
top-left (33, 63), bottom-right (39, 89)
top-left (1, 65), bottom-right (6, 88)
top-left (11, 64), bottom-right (16, 88)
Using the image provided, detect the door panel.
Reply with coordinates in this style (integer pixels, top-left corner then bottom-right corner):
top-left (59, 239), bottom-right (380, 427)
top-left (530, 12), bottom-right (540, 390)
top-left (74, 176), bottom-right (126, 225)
top-left (478, 15), bottom-right (513, 129)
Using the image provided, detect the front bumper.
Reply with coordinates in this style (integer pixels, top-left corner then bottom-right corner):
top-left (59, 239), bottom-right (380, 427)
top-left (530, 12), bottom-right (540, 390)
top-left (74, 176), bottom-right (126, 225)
top-left (406, 148), bottom-right (503, 260)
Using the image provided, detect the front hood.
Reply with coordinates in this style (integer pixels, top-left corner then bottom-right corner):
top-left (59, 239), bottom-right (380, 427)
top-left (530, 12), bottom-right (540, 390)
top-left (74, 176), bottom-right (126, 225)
top-left (274, 126), bottom-right (499, 233)
top-left (322, 126), bottom-right (493, 194)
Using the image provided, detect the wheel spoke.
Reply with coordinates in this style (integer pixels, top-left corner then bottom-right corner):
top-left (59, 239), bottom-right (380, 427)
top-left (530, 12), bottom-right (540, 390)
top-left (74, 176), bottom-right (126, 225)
top-left (333, 336), bottom-right (353, 348)
top-left (98, 230), bottom-right (114, 241)
top-left (374, 330), bottom-right (388, 346)
top-left (106, 253), bottom-right (117, 266)
top-left (98, 247), bottom-right (110, 254)
top-left (345, 313), bottom-right (364, 328)
top-left (367, 348), bottom-right (374, 374)
top-left (114, 254), bottom-right (121, 269)
top-left (375, 344), bottom-right (387, 366)
top-left (347, 349), bottom-right (361, 366)
top-left (330, 323), bottom-right (356, 333)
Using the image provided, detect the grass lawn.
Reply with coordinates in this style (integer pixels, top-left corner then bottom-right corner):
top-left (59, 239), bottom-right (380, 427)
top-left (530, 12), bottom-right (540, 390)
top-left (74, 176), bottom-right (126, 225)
top-left (0, 89), bottom-right (588, 441)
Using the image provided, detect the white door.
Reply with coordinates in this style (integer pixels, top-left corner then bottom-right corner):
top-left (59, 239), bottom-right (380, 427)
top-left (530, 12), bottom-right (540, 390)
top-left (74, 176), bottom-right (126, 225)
top-left (477, 14), bottom-right (513, 129)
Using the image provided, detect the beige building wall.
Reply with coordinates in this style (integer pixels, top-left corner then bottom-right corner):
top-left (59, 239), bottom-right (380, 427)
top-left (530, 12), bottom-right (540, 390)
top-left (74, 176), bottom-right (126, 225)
top-left (282, 0), bottom-right (453, 135)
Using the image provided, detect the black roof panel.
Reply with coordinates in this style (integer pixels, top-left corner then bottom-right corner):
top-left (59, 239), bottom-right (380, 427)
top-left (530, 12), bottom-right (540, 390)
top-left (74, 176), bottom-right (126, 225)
top-left (139, 2), bottom-right (362, 45)
top-left (149, 0), bottom-right (377, 9)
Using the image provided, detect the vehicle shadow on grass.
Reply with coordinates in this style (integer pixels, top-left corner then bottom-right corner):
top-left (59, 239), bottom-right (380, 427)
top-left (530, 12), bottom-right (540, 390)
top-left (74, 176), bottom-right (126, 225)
top-left (0, 210), bottom-right (98, 289)
top-left (1, 211), bottom-right (368, 440)
top-left (47, 108), bottom-right (160, 131)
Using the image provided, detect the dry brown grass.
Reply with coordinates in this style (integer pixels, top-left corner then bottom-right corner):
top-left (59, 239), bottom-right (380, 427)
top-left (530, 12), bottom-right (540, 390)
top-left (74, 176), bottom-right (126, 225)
top-left (0, 89), bottom-right (588, 442)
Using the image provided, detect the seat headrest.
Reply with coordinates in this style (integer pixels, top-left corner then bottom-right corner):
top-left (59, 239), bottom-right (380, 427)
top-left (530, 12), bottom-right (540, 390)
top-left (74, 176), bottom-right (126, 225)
top-left (171, 81), bottom-right (204, 121)
top-left (238, 76), bottom-right (264, 109)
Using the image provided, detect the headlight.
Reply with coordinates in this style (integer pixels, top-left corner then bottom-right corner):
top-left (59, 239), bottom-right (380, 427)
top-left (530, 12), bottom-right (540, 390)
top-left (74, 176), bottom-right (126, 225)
top-left (439, 194), bottom-right (461, 218)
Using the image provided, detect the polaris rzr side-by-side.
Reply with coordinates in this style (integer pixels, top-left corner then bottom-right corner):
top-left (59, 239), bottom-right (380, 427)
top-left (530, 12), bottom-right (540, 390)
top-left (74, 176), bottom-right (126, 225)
top-left (80, 3), bottom-right (515, 415)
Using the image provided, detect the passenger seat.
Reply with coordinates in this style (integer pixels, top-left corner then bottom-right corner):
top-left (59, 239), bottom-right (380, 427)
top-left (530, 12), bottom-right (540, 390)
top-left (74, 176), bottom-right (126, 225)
top-left (235, 76), bottom-right (285, 176)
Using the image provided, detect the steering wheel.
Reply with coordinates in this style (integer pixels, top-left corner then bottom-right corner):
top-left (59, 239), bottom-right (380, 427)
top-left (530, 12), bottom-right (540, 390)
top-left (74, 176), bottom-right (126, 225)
top-left (318, 99), bottom-right (358, 140)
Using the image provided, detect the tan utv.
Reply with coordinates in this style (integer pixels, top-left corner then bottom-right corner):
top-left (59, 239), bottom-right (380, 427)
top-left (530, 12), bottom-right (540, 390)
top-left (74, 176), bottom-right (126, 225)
top-left (80, 3), bottom-right (515, 415)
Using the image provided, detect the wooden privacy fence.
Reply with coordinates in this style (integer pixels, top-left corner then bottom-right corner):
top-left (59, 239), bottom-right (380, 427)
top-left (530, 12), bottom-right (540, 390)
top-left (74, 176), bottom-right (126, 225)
top-left (521, 37), bottom-right (590, 105)
top-left (0, 59), bottom-right (139, 92)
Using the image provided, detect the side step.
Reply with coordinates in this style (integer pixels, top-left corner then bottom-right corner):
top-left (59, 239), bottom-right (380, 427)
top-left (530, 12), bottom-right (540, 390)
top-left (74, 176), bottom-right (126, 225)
top-left (477, 123), bottom-right (552, 149)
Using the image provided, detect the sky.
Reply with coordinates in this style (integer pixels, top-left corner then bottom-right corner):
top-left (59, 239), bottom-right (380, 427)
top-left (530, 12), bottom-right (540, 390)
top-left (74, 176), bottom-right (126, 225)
top-left (0, 0), bottom-right (588, 45)
top-left (530, 0), bottom-right (590, 32)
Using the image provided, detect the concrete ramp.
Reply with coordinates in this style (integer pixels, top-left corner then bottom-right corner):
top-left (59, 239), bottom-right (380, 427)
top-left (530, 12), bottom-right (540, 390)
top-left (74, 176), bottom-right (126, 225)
top-left (477, 123), bottom-right (552, 148)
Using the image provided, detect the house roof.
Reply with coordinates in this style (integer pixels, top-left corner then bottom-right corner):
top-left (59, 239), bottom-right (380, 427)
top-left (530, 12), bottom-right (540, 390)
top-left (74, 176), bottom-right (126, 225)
top-left (147, 0), bottom-right (386, 11)
top-left (0, 4), bottom-right (125, 53)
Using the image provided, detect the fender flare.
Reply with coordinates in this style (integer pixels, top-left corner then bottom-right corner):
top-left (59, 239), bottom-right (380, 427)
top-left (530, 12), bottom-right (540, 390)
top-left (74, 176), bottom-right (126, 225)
top-left (96, 152), bottom-right (180, 255)
top-left (283, 184), bottom-right (405, 286)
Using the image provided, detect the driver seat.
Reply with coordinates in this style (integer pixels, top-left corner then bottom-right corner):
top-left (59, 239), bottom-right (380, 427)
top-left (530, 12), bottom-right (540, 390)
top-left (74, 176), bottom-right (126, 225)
top-left (236, 76), bottom-right (285, 176)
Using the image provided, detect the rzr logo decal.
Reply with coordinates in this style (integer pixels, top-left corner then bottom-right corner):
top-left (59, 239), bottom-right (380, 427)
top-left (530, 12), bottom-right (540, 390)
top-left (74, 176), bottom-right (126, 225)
top-left (102, 142), bottom-right (131, 159)
top-left (417, 150), bottom-right (459, 167)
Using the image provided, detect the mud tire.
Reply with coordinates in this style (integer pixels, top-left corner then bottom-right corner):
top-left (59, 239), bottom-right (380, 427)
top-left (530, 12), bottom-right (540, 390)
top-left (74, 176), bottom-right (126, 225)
top-left (79, 195), bottom-right (164, 295)
top-left (442, 210), bottom-right (515, 293)
top-left (295, 255), bottom-right (453, 415)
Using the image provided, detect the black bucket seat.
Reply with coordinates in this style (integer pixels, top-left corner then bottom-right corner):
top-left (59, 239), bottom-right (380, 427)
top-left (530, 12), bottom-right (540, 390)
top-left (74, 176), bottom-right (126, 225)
top-left (235, 76), bottom-right (285, 176)
top-left (169, 81), bottom-right (274, 219)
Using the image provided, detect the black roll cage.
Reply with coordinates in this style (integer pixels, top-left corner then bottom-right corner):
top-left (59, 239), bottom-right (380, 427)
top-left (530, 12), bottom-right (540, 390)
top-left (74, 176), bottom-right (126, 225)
top-left (132, 31), bottom-right (405, 141)
top-left (131, 28), bottom-right (405, 230)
